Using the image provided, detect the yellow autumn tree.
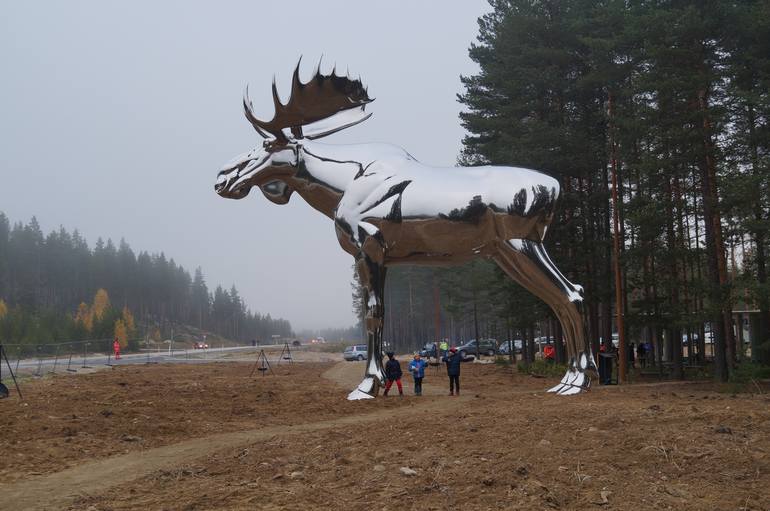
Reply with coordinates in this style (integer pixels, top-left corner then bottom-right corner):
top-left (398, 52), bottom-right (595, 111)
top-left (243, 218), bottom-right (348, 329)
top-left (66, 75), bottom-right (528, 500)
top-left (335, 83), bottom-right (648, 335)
top-left (152, 328), bottom-right (162, 342)
top-left (114, 319), bottom-right (128, 348)
top-left (122, 306), bottom-right (135, 334)
top-left (75, 302), bottom-right (94, 332)
top-left (0, 299), bottom-right (7, 319)
top-left (92, 289), bottom-right (111, 320)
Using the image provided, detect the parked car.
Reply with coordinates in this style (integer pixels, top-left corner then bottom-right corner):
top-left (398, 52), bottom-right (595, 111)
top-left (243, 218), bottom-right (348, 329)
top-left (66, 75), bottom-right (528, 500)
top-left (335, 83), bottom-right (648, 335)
top-left (533, 336), bottom-right (557, 348)
top-left (457, 339), bottom-right (497, 357)
top-left (418, 342), bottom-right (438, 358)
top-left (343, 344), bottom-right (368, 361)
top-left (498, 339), bottom-right (523, 355)
top-left (193, 341), bottom-right (209, 349)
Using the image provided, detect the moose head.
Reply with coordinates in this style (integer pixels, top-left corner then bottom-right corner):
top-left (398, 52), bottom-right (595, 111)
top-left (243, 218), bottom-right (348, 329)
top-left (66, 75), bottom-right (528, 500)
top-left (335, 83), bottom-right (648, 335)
top-left (215, 60), bottom-right (373, 204)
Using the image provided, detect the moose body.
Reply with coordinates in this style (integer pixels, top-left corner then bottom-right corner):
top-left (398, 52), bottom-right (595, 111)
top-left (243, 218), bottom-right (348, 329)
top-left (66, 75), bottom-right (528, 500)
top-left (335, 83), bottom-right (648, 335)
top-left (216, 63), bottom-right (596, 398)
top-left (300, 141), bottom-right (560, 263)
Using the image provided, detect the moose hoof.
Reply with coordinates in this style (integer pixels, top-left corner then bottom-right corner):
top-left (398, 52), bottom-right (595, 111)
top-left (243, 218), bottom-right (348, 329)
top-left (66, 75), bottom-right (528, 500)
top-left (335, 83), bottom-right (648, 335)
top-left (547, 353), bottom-right (593, 395)
top-left (347, 377), bottom-right (378, 400)
top-left (547, 369), bottom-right (591, 395)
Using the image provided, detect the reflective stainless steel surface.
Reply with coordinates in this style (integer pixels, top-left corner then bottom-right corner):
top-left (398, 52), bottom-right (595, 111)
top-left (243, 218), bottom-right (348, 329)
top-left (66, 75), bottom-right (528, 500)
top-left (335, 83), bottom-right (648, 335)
top-left (216, 62), bottom-right (596, 398)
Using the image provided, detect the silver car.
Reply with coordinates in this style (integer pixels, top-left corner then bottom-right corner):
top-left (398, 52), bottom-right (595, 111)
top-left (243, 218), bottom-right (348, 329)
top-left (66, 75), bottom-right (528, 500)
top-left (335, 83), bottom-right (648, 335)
top-left (498, 339), bottom-right (523, 355)
top-left (343, 344), bottom-right (368, 361)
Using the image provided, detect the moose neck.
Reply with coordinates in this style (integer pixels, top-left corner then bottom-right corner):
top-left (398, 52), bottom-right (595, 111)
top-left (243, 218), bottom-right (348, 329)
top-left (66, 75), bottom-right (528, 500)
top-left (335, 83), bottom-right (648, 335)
top-left (286, 141), bottom-right (366, 219)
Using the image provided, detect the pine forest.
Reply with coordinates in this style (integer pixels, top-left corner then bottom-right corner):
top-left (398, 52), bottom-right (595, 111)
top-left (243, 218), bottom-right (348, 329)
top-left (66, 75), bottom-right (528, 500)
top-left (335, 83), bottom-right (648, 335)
top-left (374, 0), bottom-right (770, 382)
top-left (0, 213), bottom-right (292, 351)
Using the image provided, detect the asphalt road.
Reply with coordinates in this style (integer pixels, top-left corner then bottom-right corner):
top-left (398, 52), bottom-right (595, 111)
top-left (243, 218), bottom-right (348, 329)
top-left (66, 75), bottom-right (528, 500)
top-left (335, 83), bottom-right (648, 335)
top-left (6, 344), bottom-right (282, 375)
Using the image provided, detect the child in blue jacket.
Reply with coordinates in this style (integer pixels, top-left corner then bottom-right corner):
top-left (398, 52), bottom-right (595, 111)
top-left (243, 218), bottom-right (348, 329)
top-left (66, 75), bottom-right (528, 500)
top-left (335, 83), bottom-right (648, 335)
top-left (408, 353), bottom-right (428, 396)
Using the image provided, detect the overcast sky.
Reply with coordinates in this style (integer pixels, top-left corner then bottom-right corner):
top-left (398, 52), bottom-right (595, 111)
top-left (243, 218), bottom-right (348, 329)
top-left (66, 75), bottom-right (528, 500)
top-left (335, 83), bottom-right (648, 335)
top-left (0, 1), bottom-right (490, 331)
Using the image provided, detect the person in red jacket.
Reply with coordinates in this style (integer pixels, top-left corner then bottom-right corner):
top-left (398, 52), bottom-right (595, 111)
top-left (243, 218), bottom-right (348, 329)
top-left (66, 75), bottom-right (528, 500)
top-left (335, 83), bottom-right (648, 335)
top-left (113, 338), bottom-right (121, 360)
top-left (543, 341), bottom-right (555, 362)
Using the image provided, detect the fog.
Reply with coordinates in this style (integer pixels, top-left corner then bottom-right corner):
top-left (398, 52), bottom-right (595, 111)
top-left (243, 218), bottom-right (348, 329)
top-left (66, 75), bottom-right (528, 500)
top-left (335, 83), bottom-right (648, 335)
top-left (0, 0), bottom-right (488, 330)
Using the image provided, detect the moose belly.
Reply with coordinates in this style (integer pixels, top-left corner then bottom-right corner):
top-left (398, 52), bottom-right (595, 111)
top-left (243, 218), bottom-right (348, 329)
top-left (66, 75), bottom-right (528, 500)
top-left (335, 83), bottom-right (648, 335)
top-left (376, 211), bottom-right (544, 266)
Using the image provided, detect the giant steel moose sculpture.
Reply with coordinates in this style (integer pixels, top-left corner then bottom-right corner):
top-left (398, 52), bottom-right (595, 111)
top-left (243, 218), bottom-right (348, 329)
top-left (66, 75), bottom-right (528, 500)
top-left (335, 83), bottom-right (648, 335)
top-left (215, 62), bottom-right (597, 398)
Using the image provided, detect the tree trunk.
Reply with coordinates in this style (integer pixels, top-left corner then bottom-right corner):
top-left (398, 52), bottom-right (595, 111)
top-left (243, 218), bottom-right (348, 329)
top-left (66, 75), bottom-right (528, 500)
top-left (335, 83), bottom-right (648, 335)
top-left (666, 176), bottom-right (683, 379)
top-left (746, 104), bottom-right (770, 364)
top-left (697, 89), bottom-right (732, 381)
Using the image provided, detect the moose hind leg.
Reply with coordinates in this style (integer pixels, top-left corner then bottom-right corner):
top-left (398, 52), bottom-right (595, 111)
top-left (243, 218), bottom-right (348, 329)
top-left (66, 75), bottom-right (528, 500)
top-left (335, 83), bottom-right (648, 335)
top-left (347, 253), bottom-right (387, 400)
top-left (493, 239), bottom-right (596, 395)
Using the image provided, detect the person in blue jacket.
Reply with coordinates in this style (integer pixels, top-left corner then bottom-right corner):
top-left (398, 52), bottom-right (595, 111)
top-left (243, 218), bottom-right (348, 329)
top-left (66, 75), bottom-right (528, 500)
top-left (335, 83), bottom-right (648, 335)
top-left (408, 353), bottom-right (428, 396)
top-left (442, 346), bottom-right (471, 396)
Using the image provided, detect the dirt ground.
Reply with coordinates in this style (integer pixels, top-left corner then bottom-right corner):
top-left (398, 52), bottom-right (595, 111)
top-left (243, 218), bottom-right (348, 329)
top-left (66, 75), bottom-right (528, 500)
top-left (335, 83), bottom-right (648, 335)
top-left (1, 359), bottom-right (768, 511)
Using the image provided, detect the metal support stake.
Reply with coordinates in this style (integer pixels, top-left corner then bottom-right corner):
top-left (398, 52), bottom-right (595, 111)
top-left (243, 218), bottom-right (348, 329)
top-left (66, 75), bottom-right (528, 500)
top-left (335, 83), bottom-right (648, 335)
top-left (82, 342), bottom-right (92, 369)
top-left (1, 344), bottom-right (23, 399)
top-left (66, 348), bottom-right (76, 372)
top-left (51, 344), bottom-right (60, 373)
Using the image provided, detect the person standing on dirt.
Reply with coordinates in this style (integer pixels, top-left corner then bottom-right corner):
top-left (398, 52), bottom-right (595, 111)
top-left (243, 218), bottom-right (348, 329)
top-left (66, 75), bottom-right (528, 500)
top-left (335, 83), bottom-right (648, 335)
top-left (543, 341), bottom-right (555, 363)
top-left (383, 351), bottom-right (404, 397)
top-left (112, 337), bottom-right (121, 360)
top-left (408, 353), bottom-right (428, 396)
top-left (637, 341), bottom-right (646, 368)
top-left (442, 347), bottom-right (471, 396)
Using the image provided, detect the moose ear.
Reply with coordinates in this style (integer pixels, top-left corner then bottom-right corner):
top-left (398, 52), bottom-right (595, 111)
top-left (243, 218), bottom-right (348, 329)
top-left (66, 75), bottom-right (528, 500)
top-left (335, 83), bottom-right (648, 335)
top-left (260, 180), bottom-right (294, 205)
top-left (302, 106), bottom-right (372, 140)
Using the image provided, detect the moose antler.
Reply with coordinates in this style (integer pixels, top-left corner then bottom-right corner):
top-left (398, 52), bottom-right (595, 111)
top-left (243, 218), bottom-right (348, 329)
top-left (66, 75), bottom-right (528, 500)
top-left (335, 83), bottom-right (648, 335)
top-left (244, 59), bottom-right (373, 143)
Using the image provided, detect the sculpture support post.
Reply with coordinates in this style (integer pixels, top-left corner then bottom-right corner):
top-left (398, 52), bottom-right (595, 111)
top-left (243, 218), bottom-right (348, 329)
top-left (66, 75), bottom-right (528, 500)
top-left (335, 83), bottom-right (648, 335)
top-left (347, 254), bottom-right (386, 399)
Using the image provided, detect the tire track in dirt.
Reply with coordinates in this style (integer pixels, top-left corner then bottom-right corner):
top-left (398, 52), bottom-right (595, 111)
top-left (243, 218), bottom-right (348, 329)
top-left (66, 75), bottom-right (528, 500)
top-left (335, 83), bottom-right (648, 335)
top-left (0, 362), bottom-right (469, 511)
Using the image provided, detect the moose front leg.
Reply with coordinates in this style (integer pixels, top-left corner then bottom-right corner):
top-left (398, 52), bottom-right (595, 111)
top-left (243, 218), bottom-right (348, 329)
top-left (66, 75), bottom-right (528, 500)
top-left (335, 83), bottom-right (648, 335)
top-left (346, 250), bottom-right (387, 400)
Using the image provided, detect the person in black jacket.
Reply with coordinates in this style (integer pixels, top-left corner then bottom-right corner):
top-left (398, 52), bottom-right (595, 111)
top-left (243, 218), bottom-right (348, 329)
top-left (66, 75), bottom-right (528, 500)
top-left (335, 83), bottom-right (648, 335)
top-left (383, 351), bottom-right (403, 397)
top-left (442, 347), bottom-right (471, 396)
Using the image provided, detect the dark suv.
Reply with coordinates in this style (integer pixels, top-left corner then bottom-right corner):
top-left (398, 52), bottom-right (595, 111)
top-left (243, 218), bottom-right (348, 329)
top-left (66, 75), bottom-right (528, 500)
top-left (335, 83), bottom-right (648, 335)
top-left (457, 339), bottom-right (497, 357)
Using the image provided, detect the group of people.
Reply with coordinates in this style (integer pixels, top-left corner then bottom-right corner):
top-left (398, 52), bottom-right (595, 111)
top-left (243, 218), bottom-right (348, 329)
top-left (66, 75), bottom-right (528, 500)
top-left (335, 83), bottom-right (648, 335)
top-left (629, 341), bottom-right (654, 368)
top-left (382, 347), bottom-right (471, 397)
